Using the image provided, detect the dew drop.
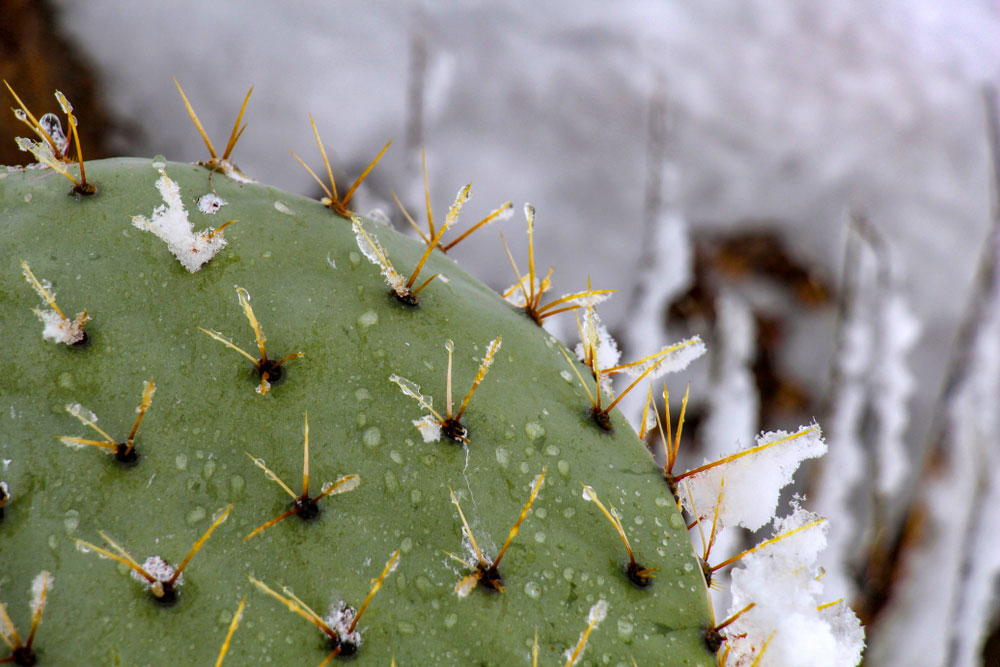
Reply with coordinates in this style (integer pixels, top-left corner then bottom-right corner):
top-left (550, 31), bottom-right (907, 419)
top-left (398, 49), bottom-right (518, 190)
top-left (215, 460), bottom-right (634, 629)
top-left (444, 613), bottom-right (458, 629)
top-left (557, 460), bottom-right (571, 477)
top-left (151, 155), bottom-right (167, 168)
top-left (186, 506), bottom-right (206, 525)
top-left (384, 470), bottom-right (399, 495)
top-left (670, 513), bottom-right (684, 529)
top-left (410, 489), bottom-right (422, 506)
top-left (617, 619), bottom-right (635, 643)
top-left (401, 537), bottom-right (414, 553)
top-left (390, 450), bottom-right (403, 464)
top-left (523, 581), bottom-right (541, 600)
top-left (358, 310), bottom-right (378, 328)
top-left (355, 388), bottom-right (371, 401)
top-left (544, 444), bottom-right (560, 456)
top-left (63, 509), bottom-right (80, 534)
top-left (273, 200), bottom-right (294, 215)
top-left (563, 568), bottom-right (574, 582)
top-left (495, 448), bottom-right (509, 468)
top-left (175, 454), bottom-right (188, 471)
top-left (560, 370), bottom-right (573, 383)
top-left (349, 251), bottom-right (361, 267)
top-left (534, 531), bottom-right (546, 544)
top-left (363, 426), bottom-right (382, 448)
top-left (229, 475), bottom-right (245, 499)
top-left (655, 496), bottom-right (670, 507)
top-left (524, 422), bottom-right (545, 441)
top-left (58, 372), bottom-right (73, 389)
top-left (202, 459), bottom-right (216, 480)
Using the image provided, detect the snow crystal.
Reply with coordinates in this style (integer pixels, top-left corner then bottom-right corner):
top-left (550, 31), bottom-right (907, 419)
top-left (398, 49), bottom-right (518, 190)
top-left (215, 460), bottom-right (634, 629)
top-left (725, 505), bottom-right (864, 667)
top-left (66, 403), bottom-right (98, 425)
top-left (131, 169), bottom-right (228, 272)
top-left (30, 571), bottom-right (52, 616)
top-left (621, 336), bottom-right (706, 380)
top-left (587, 599), bottom-right (608, 625)
top-left (413, 415), bottom-right (442, 443)
top-left (575, 307), bottom-right (621, 372)
top-left (196, 192), bottom-right (227, 214)
top-left (681, 424), bottom-right (827, 532)
top-left (326, 602), bottom-right (362, 649)
top-left (33, 308), bottom-right (87, 345)
top-left (134, 555), bottom-right (180, 588)
top-left (562, 599), bottom-right (609, 664)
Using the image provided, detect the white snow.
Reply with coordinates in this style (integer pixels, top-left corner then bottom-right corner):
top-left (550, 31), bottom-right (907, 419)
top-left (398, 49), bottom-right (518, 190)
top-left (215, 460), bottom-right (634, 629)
top-left (33, 308), bottom-right (87, 345)
top-left (131, 169), bottom-right (228, 272)
top-left (29, 571), bottom-right (52, 616)
top-left (621, 336), bottom-right (706, 380)
top-left (412, 415), bottom-right (442, 443)
top-left (681, 424), bottom-right (827, 532)
top-left (326, 602), bottom-right (362, 648)
top-left (133, 555), bottom-right (180, 588)
top-left (196, 192), bottom-right (227, 214)
top-left (725, 504), bottom-right (864, 667)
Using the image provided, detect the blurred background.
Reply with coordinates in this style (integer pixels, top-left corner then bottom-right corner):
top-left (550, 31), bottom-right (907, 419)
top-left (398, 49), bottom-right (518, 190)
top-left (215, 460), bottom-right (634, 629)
top-left (4, 0), bottom-right (999, 664)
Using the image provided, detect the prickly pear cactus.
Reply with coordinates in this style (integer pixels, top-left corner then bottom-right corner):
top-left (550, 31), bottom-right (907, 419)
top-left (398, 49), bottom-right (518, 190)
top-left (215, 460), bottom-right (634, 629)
top-left (0, 157), bottom-right (717, 665)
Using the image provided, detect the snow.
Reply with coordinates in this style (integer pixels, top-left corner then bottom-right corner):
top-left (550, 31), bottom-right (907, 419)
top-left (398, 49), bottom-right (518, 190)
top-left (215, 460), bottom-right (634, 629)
top-left (872, 289), bottom-right (920, 496)
top-left (29, 571), bottom-right (52, 616)
top-left (681, 424), bottom-right (827, 532)
top-left (725, 505), bottom-right (864, 667)
top-left (33, 308), bottom-right (87, 345)
top-left (196, 192), bottom-right (227, 214)
top-left (620, 336), bottom-right (706, 380)
top-left (131, 169), bottom-right (228, 272)
top-left (326, 602), bottom-right (362, 649)
top-left (134, 555), bottom-right (180, 588)
top-left (412, 415), bottom-right (442, 443)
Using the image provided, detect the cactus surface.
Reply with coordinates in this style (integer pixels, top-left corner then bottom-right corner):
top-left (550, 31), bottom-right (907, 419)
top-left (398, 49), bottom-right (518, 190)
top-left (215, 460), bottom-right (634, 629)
top-left (0, 158), bottom-right (716, 665)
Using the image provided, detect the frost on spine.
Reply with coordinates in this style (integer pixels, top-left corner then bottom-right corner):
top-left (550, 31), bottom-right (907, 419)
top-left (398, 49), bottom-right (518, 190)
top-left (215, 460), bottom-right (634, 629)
top-left (132, 169), bottom-right (228, 272)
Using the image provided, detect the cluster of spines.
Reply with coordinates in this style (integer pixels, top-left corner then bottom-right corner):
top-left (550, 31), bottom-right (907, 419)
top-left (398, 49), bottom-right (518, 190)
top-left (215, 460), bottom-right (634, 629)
top-left (1, 81), bottom-right (841, 665)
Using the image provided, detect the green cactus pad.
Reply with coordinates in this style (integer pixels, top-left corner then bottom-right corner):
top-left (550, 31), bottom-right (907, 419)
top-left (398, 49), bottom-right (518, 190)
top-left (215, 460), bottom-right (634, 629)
top-left (0, 158), bottom-right (715, 665)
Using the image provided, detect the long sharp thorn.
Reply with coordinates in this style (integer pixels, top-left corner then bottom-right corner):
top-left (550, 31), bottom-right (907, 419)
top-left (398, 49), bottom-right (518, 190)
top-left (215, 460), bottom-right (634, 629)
top-left (173, 77), bottom-right (217, 158)
top-left (341, 139), bottom-right (392, 209)
top-left (494, 469), bottom-right (545, 567)
top-left (222, 87), bottom-right (253, 160)
top-left (170, 504), bottom-right (232, 583)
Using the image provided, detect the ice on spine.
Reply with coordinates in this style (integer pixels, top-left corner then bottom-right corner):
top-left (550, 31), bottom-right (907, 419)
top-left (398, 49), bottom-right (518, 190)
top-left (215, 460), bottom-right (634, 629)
top-left (352, 216), bottom-right (406, 294)
top-left (131, 169), bottom-right (228, 272)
